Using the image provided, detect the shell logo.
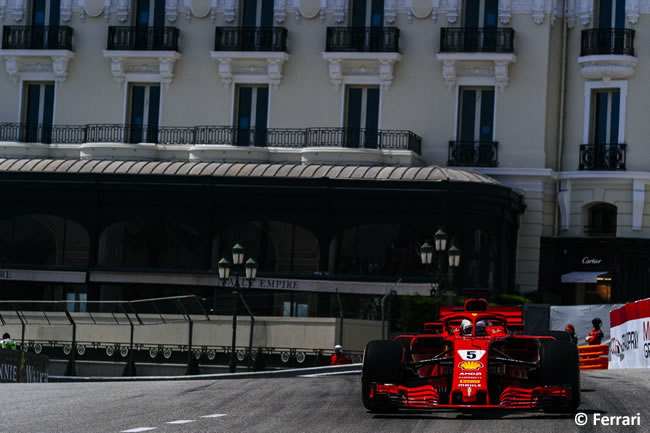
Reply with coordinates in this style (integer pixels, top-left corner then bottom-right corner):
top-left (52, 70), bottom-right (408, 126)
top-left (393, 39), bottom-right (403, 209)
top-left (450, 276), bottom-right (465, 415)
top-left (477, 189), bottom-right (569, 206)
top-left (458, 361), bottom-right (484, 371)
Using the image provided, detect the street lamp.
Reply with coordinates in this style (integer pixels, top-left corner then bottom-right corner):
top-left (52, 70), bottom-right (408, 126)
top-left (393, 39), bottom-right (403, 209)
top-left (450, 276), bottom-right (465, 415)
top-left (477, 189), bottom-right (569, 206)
top-left (420, 228), bottom-right (461, 298)
top-left (219, 244), bottom-right (257, 374)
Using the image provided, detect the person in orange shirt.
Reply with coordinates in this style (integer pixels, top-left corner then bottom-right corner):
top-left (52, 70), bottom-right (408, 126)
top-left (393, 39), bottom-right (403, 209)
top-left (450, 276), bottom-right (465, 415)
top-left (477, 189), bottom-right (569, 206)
top-left (330, 344), bottom-right (351, 365)
top-left (585, 318), bottom-right (604, 345)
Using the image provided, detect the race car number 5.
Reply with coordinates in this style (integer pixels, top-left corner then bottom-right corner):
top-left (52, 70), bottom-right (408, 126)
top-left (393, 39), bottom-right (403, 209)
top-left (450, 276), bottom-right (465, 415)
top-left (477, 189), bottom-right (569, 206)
top-left (457, 350), bottom-right (486, 361)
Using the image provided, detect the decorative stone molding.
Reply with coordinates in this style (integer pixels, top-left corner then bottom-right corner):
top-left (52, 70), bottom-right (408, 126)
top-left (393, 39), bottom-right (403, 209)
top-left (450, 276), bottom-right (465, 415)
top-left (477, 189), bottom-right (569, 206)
top-left (435, 52), bottom-right (517, 91)
top-left (117, 0), bottom-right (130, 22)
top-left (498, 0), bottom-right (512, 24)
top-left (0, 50), bottom-right (75, 85)
top-left (166, 0), bottom-right (178, 22)
top-left (210, 51), bottom-right (290, 88)
top-left (577, 0), bottom-right (592, 25)
top-left (322, 52), bottom-right (401, 89)
top-left (274, 0), bottom-right (287, 22)
top-left (333, 0), bottom-right (346, 23)
top-left (578, 55), bottom-right (638, 81)
top-left (626, 0), bottom-right (640, 24)
top-left (102, 51), bottom-right (181, 87)
top-left (445, 0), bottom-right (459, 23)
top-left (61, 0), bottom-right (72, 21)
top-left (558, 180), bottom-right (571, 230)
top-left (633, 180), bottom-right (645, 231)
top-left (567, 0), bottom-right (576, 27)
top-left (384, 0), bottom-right (397, 23)
top-left (531, 0), bottom-right (544, 23)
top-left (13, 0), bottom-right (24, 22)
top-left (0, 0), bottom-right (6, 22)
top-left (223, 0), bottom-right (237, 22)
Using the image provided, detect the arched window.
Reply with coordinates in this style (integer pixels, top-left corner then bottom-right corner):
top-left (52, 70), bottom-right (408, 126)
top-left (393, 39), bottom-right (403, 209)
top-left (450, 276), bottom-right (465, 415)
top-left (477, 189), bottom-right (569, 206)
top-left (587, 203), bottom-right (617, 236)
top-left (214, 221), bottom-right (319, 274)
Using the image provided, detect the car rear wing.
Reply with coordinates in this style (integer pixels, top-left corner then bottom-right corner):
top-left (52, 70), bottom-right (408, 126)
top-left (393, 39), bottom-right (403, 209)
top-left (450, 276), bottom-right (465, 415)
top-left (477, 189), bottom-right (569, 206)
top-left (438, 298), bottom-right (524, 330)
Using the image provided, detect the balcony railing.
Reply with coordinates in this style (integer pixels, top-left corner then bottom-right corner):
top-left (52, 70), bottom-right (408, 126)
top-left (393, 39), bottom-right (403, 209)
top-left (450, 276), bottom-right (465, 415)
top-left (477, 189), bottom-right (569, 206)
top-left (580, 28), bottom-right (635, 56)
top-left (214, 27), bottom-right (288, 52)
top-left (579, 143), bottom-right (626, 170)
top-left (440, 28), bottom-right (514, 53)
top-left (326, 27), bottom-right (400, 52)
top-left (583, 225), bottom-right (616, 236)
top-left (0, 123), bottom-right (422, 154)
top-left (448, 141), bottom-right (498, 167)
top-left (1, 26), bottom-right (74, 50)
top-left (107, 26), bottom-right (180, 51)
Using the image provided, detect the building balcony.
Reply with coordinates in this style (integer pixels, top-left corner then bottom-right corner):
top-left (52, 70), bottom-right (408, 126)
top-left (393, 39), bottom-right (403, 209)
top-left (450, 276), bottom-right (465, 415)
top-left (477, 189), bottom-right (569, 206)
top-left (439, 28), bottom-right (514, 53)
top-left (214, 27), bottom-right (288, 52)
top-left (435, 28), bottom-right (516, 91)
top-left (448, 141), bottom-right (498, 167)
top-left (0, 123), bottom-right (423, 166)
top-left (578, 29), bottom-right (637, 80)
top-left (325, 27), bottom-right (400, 53)
top-left (103, 27), bottom-right (181, 87)
top-left (106, 26), bottom-right (179, 51)
top-left (2, 26), bottom-right (73, 50)
top-left (0, 26), bottom-right (75, 85)
top-left (581, 28), bottom-right (635, 56)
top-left (579, 143), bottom-right (626, 171)
top-left (211, 27), bottom-right (289, 88)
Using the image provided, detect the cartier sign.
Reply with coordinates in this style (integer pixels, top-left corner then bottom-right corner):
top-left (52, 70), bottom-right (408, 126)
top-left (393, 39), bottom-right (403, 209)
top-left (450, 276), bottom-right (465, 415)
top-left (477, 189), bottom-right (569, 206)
top-left (581, 257), bottom-right (603, 265)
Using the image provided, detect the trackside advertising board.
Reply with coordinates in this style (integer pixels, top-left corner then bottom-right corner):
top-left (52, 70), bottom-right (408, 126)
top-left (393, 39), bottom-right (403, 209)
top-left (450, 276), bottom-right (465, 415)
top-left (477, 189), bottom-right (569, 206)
top-left (609, 298), bottom-right (650, 369)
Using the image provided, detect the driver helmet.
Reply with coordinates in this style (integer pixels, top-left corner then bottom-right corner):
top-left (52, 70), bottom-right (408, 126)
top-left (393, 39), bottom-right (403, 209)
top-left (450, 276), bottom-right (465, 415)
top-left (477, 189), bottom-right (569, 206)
top-left (475, 320), bottom-right (487, 336)
top-left (334, 344), bottom-right (343, 353)
top-left (460, 319), bottom-right (473, 336)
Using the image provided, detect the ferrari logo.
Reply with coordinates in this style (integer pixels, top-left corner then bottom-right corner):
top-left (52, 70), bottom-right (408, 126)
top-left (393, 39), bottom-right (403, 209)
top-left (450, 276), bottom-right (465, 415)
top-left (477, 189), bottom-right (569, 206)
top-left (467, 388), bottom-right (471, 397)
top-left (458, 361), bottom-right (484, 371)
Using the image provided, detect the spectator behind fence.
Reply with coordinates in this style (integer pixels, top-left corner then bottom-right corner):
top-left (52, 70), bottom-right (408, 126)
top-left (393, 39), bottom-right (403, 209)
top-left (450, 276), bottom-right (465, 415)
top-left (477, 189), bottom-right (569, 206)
top-left (565, 323), bottom-right (578, 345)
top-left (1, 332), bottom-right (16, 350)
top-left (585, 318), bottom-right (604, 345)
top-left (330, 344), bottom-right (351, 365)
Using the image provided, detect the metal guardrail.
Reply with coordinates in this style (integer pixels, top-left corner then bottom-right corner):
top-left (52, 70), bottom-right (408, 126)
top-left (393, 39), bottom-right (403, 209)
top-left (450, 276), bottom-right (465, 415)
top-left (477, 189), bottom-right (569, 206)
top-left (107, 26), bottom-right (180, 51)
top-left (0, 295), bottom-right (213, 376)
top-left (214, 26), bottom-right (288, 52)
top-left (448, 140), bottom-right (499, 167)
top-left (440, 27), bottom-right (514, 53)
top-left (579, 143), bottom-right (626, 170)
top-left (0, 123), bottom-right (423, 154)
top-left (1, 26), bottom-right (74, 50)
top-left (580, 28), bottom-right (635, 56)
top-left (326, 27), bottom-right (400, 52)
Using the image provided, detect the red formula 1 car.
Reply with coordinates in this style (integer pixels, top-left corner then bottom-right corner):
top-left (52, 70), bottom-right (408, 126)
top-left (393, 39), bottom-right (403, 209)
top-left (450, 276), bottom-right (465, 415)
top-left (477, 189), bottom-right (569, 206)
top-left (361, 299), bottom-right (580, 412)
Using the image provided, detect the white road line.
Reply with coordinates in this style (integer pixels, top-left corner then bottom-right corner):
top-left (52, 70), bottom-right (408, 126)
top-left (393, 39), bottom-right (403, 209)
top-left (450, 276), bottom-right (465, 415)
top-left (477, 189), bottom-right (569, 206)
top-left (201, 414), bottom-right (227, 418)
top-left (299, 370), bottom-right (362, 377)
top-left (120, 428), bottom-right (157, 433)
top-left (167, 420), bottom-right (195, 424)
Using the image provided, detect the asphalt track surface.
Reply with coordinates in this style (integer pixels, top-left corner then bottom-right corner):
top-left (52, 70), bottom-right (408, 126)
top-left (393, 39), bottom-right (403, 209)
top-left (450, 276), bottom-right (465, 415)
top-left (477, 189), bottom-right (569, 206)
top-left (1, 369), bottom-right (648, 433)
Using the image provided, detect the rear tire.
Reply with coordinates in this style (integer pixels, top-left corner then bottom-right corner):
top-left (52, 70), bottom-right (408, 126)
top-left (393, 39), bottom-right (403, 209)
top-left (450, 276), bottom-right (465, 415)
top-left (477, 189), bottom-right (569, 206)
top-left (539, 340), bottom-right (580, 411)
top-left (361, 340), bottom-right (403, 412)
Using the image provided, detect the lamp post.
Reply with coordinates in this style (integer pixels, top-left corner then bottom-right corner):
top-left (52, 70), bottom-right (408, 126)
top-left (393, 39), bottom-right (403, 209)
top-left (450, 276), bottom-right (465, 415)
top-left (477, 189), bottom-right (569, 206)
top-left (218, 243), bottom-right (257, 374)
top-left (420, 228), bottom-right (461, 299)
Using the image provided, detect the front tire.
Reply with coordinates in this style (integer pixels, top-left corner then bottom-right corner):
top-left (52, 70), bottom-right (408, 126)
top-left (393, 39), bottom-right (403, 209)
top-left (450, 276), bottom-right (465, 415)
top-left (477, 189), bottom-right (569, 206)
top-left (361, 340), bottom-right (403, 412)
top-left (539, 340), bottom-right (580, 411)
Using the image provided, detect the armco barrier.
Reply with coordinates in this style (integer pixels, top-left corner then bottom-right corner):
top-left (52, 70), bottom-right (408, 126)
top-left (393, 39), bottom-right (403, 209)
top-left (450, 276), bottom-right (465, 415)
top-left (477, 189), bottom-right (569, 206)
top-left (579, 344), bottom-right (608, 370)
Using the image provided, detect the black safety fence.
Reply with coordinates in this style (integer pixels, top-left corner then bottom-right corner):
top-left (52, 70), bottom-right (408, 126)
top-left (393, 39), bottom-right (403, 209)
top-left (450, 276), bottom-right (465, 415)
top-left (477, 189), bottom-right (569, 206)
top-left (0, 349), bottom-right (49, 383)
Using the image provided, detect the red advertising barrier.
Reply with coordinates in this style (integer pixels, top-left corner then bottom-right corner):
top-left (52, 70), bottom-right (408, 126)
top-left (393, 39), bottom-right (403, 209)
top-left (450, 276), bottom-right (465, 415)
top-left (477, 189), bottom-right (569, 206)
top-left (578, 345), bottom-right (608, 370)
top-left (609, 298), bottom-right (650, 369)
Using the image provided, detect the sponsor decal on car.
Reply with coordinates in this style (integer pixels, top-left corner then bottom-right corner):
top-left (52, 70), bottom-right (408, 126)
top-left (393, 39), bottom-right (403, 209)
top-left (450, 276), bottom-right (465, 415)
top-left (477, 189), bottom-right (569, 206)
top-left (458, 361), bottom-right (484, 371)
top-left (457, 350), bottom-right (486, 361)
top-left (459, 379), bottom-right (481, 384)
